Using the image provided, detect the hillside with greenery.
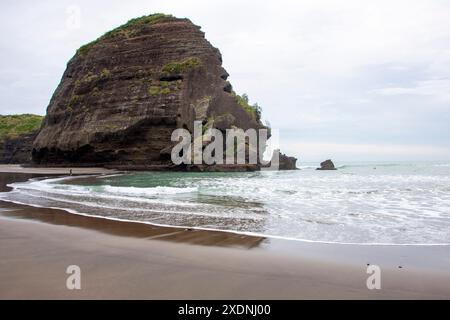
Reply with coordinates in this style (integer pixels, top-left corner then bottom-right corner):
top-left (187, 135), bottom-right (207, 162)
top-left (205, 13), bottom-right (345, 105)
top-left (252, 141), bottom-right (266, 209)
top-left (77, 13), bottom-right (173, 56)
top-left (0, 114), bottom-right (43, 141)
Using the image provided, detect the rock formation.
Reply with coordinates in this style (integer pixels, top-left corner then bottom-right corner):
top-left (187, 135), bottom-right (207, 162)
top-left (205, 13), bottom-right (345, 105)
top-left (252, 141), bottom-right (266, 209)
top-left (264, 149), bottom-right (297, 170)
top-left (0, 130), bottom-right (39, 164)
top-left (0, 114), bottom-right (42, 164)
top-left (278, 152), bottom-right (298, 170)
top-left (32, 14), bottom-right (268, 169)
top-left (316, 159), bottom-right (337, 170)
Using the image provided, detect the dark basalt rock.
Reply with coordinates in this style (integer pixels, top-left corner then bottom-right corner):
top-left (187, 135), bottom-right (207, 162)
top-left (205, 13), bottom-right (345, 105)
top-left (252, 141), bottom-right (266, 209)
top-left (32, 14), bottom-right (267, 168)
top-left (0, 130), bottom-right (39, 164)
top-left (316, 159), bottom-right (337, 170)
top-left (262, 149), bottom-right (298, 170)
top-left (278, 152), bottom-right (298, 170)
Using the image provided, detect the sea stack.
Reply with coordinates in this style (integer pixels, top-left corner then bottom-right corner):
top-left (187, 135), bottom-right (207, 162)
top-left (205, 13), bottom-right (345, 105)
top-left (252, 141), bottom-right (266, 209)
top-left (316, 159), bottom-right (337, 170)
top-left (32, 14), bottom-right (267, 169)
top-left (265, 149), bottom-right (298, 170)
top-left (278, 152), bottom-right (298, 170)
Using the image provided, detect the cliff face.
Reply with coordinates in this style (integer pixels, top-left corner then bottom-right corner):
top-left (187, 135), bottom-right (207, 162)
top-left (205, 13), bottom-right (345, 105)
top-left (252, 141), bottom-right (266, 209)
top-left (0, 114), bottom-right (42, 164)
top-left (33, 14), bottom-right (266, 167)
top-left (0, 130), bottom-right (39, 164)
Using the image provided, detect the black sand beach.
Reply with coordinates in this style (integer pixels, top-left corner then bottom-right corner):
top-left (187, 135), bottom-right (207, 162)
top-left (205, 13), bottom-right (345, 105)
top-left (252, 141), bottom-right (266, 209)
top-left (1, 167), bottom-right (450, 299)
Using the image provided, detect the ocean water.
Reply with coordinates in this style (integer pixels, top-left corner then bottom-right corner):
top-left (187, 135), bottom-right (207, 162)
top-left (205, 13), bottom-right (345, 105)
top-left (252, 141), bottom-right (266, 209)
top-left (2, 161), bottom-right (450, 245)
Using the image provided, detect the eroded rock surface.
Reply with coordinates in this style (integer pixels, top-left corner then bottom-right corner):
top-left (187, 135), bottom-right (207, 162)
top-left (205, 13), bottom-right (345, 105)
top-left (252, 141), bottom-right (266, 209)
top-left (33, 14), bottom-right (266, 168)
top-left (316, 159), bottom-right (337, 170)
top-left (0, 130), bottom-right (38, 164)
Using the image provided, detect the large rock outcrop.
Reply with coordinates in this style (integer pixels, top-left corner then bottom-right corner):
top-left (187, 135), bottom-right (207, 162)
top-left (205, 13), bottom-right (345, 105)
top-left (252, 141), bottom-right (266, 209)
top-left (263, 149), bottom-right (298, 170)
top-left (277, 152), bottom-right (298, 170)
top-left (32, 14), bottom-right (267, 168)
top-left (316, 159), bottom-right (337, 170)
top-left (0, 114), bottom-right (42, 164)
top-left (0, 130), bottom-right (39, 164)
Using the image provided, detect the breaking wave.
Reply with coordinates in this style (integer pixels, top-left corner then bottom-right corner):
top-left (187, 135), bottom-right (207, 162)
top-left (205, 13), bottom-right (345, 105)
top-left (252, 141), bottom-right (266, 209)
top-left (2, 162), bottom-right (450, 245)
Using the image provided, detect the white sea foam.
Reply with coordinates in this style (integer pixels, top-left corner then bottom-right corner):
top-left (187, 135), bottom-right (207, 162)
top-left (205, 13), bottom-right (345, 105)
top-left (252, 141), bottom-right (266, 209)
top-left (297, 165), bottom-right (317, 170)
top-left (1, 196), bottom-right (448, 246)
top-left (2, 162), bottom-right (450, 245)
top-left (102, 185), bottom-right (198, 196)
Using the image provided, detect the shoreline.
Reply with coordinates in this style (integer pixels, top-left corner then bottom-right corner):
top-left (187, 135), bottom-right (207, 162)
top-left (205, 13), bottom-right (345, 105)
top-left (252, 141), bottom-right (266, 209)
top-left (3, 194), bottom-right (450, 247)
top-left (4, 169), bottom-right (450, 247)
top-left (2, 213), bottom-right (450, 299)
top-left (1, 170), bottom-right (450, 299)
top-left (0, 164), bottom-right (118, 175)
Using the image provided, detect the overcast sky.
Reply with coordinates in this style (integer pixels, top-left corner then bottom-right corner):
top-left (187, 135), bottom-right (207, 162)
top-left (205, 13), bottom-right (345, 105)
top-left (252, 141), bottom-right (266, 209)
top-left (1, 0), bottom-right (450, 162)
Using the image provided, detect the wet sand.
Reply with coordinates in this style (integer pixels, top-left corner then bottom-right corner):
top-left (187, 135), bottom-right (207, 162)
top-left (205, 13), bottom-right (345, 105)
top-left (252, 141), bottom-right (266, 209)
top-left (0, 164), bottom-right (117, 175)
top-left (1, 172), bottom-right (450, 299)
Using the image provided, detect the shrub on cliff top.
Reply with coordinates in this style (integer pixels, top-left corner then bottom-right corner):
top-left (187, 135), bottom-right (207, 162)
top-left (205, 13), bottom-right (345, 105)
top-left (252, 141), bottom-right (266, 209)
top-left (232, 92), bottom-right (262, 121)
top-left (0, 114), bottom-right (43, 141)
top-left (76, 13), bottom-right (173, 57)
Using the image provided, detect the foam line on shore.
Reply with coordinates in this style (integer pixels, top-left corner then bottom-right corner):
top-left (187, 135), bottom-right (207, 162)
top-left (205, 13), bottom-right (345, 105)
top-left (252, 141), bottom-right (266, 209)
top-left (1, 196), bottom-right (449, 247)
top-left (11, 191), bottom-right (259, 220)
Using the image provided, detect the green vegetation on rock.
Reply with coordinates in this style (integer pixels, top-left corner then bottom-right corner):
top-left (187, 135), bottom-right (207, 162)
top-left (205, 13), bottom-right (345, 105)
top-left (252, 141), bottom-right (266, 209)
top-left (148, 85), bottom-right (171, 95)
top-left (80, 72), bottom-right (98, 84)
top-left (232, 92), bottom-right (262, 121)
top-left (160, 80), bottom-right (170, 88)
top-left (76, 13), bottom-right (173, 57)
top-left (161, 57), bottom-right (201, 74)
top-left (92, 87), bottom-right (100, 96)
top-left (100, 68), bottom-right (111, 78)
top-left (69, 95), bottom-right (80, 106)
top-left (0, 114), bottom-right (43, 141)
top-left (148, 86), bottom-right (160, 95)
top-left (147, 79), bottom-right (180, 96)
